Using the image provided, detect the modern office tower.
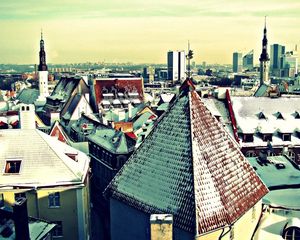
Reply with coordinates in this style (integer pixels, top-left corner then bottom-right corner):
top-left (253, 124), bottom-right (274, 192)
top-left (167, 50), bottom-right (186, 83)
top-left (259, 18), bottom-right (270, 86)
top-left (243, 50), bottom-right (254, 71)
top-left (283, 51), bottom-right (298, 78)
top-left (233, 52), bottom-right (243, 73)
top-left (270, 44), bottom-right (285, 77)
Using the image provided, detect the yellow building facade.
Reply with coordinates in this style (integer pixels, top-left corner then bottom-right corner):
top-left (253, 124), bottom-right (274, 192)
top-left (0, 129), bottom-right (91, 240)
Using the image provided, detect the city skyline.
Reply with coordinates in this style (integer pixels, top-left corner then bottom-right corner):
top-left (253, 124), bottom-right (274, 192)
top-left (0, 0), bottom-right (300, 65)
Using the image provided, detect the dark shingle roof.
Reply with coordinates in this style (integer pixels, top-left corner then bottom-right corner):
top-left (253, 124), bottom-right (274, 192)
top-left (17, 88), bottom-right (39, 104)
top-left (106, 80), bottom-right (268, 235)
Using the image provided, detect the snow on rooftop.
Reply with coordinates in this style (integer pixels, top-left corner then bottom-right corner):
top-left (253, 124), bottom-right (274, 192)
top-left (253, 206), bottom-right (300, 240)
top-left (247, 155), bottom-right (300, 189)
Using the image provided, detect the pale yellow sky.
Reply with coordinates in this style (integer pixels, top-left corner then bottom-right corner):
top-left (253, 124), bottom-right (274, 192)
top-left (0, 0), bottom-right (299, 64)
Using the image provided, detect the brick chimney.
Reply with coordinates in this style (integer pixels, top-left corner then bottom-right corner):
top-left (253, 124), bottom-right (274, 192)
top-left (150, 214), bottom-right (173, 240)
top-left (13, 198), bottom-right (30, 240)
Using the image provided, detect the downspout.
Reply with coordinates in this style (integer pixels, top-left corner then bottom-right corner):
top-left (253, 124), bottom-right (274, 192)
top-left (218, 225), bottom-right (232, 240)
top-left (225, 89), bottom-right (239, 143)
top-left (34, 187), bottom-right (40, 218)
top-left (251, 204), bottom-right (267, 240)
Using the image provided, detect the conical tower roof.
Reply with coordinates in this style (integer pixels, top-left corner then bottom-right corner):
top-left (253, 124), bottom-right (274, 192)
top-left (106, 80), bottom-right (268, 234)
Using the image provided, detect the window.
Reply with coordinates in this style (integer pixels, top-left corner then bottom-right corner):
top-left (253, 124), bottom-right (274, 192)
top-left (14, 192), bottom-right (26, 201)
top-left (262, 134), bottom-right (272, 142)
top-left (276, 112), bottom-right (284, 119)
top-left (52, 221), bottom-right (63, 237)
top-left (243, 134), bottom-right (254, 142)
top-left (284, 227), bottom-right (300, 240)
top-left (283, 134), bottom-right (291, 141)
top-left (0, 194), bottom-right (4, 207)
top-left (4, 160), bottom-right (21, 174)
top-left (48, 192), bottom-right (60, 208)
top-left (258, 112), bottom-right (266, 119)
top-left (246, 151), bottom-right (256, 157)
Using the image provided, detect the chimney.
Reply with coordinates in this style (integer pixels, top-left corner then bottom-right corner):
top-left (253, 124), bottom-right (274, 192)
top-left (13, 198), bottom-right (30, 240)
top-left (19, 104), bottom-right (36, 130)
top-left (150, 214), bottom-right (173, 240)
top-left (128, 103), bottom-right (133, 119)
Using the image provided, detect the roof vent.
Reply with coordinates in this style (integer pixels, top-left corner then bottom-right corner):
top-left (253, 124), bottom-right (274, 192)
top-left (275, 163), bottom-right (285, 169)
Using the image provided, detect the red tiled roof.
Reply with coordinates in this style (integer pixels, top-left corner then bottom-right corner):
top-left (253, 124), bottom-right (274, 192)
top-left (106, 80), bottom-right (268, 235)
top-left (94, 78), bottom-right (144, 106)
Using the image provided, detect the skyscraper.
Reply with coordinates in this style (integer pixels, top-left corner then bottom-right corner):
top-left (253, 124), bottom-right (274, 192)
top-left (270, 44), bottom-right (285, 77)
top-left (243, 50), bottom-right (254, 71)
top-left (259, 17), bottom-right (270, 86)
top-left (37, 31), bottom-right (49, 100)
top-left (167, 50), bottom-right (186, 83)
top-left (283, 50), bottom-right (298, 78)
top-left (233, 52), bottom-right (243, 73)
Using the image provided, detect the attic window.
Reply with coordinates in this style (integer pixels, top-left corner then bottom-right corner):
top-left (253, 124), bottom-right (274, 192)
top-left (262, 134), bottom-right (272, 142)
top-left (4, 160), bottom-right (21, 174)
top-left (243, 134), bottom-right (254, 143)
top-left (258, 112), bottom-right (266, 119)
top-left (65, 153), bottom-right (78, 162)
top-left (282, 133), bottom-right (291, 142)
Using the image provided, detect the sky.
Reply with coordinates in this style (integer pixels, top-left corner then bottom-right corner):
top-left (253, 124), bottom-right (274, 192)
top-left (0, 0), bottom-right (300, 65)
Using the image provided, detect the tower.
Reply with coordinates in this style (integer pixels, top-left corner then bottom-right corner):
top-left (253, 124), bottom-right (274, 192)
top-left (270, 44), bottom-right (285, 77)
top-left (259, 17), bottom-right (270, 86)
top-left (233, 52), bottom-right (243, 73)
top-left (38, 31), bottom-right (49, 100)
top-left (167, 50), bottom-right (186, 84)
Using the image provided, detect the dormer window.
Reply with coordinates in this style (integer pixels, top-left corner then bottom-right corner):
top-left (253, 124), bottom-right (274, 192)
top-left (243, 133), bottom-right (254, 142)
top-left (275, 112), bottom-right (284, 120)
top-left (294, 111), bottom-right (300, 119)
top-left (282, 133), bottom-right (291, 141)
top-left (258, 112), bottom-right (266, 120)
top-left (4, 160), bottom-right (22, 174)
top-left (262, 134), bottom-right (272, 142)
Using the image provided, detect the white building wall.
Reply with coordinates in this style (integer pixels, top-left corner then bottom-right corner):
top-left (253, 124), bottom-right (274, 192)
top-left (38, 70), bottom-right (49, 99)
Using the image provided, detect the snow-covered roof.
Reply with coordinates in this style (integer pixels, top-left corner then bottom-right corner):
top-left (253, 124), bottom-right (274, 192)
top-left (232, 96), bottom-right (300, 146)
top-left (112, 99), bottom-right (121, 105)
top-left (253, 206), bottom-right (300, 240)
top-left (0, 129), bottom-right (90, 188)
top-left (248, 155), bottom-right (300, 189)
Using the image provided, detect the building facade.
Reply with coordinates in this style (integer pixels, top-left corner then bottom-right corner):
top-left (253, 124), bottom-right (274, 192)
top-left (0, 128), bottom-right (91, 240)
top-left (167, 51), bottom-right (186, 83)
top-left (233, 52), bottom-right (243, 73)
top-left (243, 50), bottom-right (254, 71)
top-left (270, 44), bottom-right (285, 77)
top-left (105, 79), bottom-right (268, 240)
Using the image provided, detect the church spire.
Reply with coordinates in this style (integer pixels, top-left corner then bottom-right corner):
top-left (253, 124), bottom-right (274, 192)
top-left (38, 30), bottom-right (48, 71)
top-left (259, 17), bottom-right (270, 86)
top-left (259, 16), bottom-right (270, 62)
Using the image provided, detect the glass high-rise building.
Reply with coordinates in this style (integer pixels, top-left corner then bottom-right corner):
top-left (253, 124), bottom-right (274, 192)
top-left (243, 50), bottom-right (254, 71)
top-left (233, 52), bottom-right (243, 73)
top-left (270, 44), bottom-right (285, 76)
top-left (167, 51), bottom-right (186, 83)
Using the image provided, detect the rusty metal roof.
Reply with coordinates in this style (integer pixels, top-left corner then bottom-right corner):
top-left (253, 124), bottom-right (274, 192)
top-left (105, 80), bottom-right (268, 235)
